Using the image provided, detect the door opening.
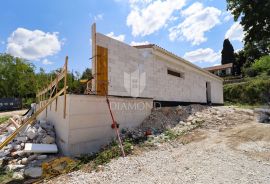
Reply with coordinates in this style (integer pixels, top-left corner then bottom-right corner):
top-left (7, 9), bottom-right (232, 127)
top-left (206, 82), bottom-right (211, 104)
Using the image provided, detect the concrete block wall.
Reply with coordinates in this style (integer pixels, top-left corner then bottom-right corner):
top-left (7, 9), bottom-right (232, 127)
top-left (95, 33), bottom-right (223, 104)
top-left (39, 95), bottom-right (153, 156)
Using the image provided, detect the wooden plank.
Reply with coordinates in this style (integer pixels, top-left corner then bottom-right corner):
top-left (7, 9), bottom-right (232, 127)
top-left (55, 75), bottom-right (58, 112)
top-left (96, 46), bottom-right (108, 96)
top-left (63, 56), bottom-right (68, 119)
top-left (9, 118), bottom-right (19, 129)
top-left (36, 70), bottom-right (65, 97)
top-left (0, 87), bottom-right (68, 150)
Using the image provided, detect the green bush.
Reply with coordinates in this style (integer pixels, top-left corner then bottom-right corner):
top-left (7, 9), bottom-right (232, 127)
top-left (224, 77), bottom-right (270, 104)
top-left (243, 56), bottom-right (270, 77)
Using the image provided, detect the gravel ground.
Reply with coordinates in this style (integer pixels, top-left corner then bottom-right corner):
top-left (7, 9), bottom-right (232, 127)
top-left (48, 118), bottom-right (270, 184)
top-left (0, 109), bottom-right (27, 117)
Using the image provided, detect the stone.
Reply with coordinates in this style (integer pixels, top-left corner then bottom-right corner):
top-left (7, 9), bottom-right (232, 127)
top-left (37, 155), bottom-right (47, 160)
top-left (7, 126), bottom-right (16, 134)
top-left (15, 136), bottom-right (28, 143)
top-left (11, 150), bottom-right (25, 157)
top-left (24, 167), bottom-right (42, 178)
top-left (187, 116), bottom-right (193, 122)
top-left (6, 164), bottom-right (25, 171)
top-left (26, 127), bottom-right (37, 139)
top-left (179, 121), bottom-right (186, 126)
top-left (12, 172), bottom-right (24, 180)
top-left (27, 154), bottom-right (37, 161)
top-left (42, 135), bottom-right (55, 144)
top-left (0, 150), bottom-right (9, 157)
top-left (14, 145), bottom-right (22, 151)
top-left (21, 158), bottom-right (28, 165)
top-left (37, 127), bottom-right (46, 134)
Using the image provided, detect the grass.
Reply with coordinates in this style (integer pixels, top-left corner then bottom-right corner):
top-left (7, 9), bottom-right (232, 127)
top-left (0, 116), bottom-right (10, 125)
top-left (76, 139), bottom-right (134, 170)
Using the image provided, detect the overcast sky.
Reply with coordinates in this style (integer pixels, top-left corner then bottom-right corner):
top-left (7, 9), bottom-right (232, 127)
top-left (0, 0), bottom-right (244, 73)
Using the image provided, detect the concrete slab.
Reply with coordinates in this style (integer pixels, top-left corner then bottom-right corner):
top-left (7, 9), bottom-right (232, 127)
top-left (24, 143), bottom-right (58, 153)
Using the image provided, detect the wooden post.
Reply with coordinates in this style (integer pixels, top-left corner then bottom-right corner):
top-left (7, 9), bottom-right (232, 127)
top-left (50, 76), bottom-right (52, 111)
top-left (55, 75), bottom-right (58, 111)
top-left (63, 56), bottom-right (68, 119)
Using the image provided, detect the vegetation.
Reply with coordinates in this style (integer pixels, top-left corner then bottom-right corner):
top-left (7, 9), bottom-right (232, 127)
top-left (221, 39), bottom-right (235, 65)
top-left (0, 168), bottom-right (13, 184)
top-left (0, 116), bottom-right (10, 124)
top-left (0, 54), bottom-right (92, 107)
top-left (224, 74), bottom-right (270, 105)
top-left (77, 139), bottom-right (133, 170)
top-left (243, 56), bottom-right (270, 77)
top-left (227, 0), bottom-right (270, 60)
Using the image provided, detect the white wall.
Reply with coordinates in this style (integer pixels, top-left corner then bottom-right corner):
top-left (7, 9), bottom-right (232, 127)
top-left (39, 95), bottom-right (153, 156)
top-left (94, 33), bottom-right (223, 104)
top-left (38, 95), bottom-right (70, 154)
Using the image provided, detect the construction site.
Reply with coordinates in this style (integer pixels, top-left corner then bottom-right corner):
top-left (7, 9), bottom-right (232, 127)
top-left (0, 23), bottom-right (270, 183)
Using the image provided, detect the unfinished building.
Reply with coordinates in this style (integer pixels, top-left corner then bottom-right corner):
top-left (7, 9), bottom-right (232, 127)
top-left (2, 24), bottom-right (223, 156)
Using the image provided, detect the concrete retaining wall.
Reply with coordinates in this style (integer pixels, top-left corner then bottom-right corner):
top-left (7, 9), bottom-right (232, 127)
top-left (39, 95), bottom-right (153, 156)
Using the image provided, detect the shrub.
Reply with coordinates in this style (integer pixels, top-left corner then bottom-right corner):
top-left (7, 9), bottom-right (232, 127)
top-left (224, 77), bottom-right (270, 104)
top-left (243, 55), bottom-right (270, 77)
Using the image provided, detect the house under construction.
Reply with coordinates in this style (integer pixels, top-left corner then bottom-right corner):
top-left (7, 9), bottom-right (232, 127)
top-left (3, 24), bottom-right (223, 156)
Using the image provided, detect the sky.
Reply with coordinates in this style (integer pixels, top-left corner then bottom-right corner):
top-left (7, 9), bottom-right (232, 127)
top-left (0, 0), bottom-right (244, 74)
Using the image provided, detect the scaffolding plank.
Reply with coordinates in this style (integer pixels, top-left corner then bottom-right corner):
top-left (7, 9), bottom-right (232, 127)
top-left (0, 87), bottom-right (68, 150)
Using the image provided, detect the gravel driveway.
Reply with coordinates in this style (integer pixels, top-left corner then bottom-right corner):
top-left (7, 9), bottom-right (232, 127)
top-left (49, 118), bottom-right (270, 184)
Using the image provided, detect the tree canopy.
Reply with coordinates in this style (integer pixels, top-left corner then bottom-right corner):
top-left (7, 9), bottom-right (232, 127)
top-left (221, 39), bottom-right (235, 65)
top-left (227, 0), bottom-right (270, 59)
top-left (0, 53), bottom-right (92, 106)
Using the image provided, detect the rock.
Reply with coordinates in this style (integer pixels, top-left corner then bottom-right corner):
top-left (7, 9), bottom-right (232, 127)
top-left (17, 160), bottom-right (22, 165)
top-left (37, 155), bottom-right (47, 160)
top-left (12, 172), bottom-right (24, 180)
top-left (7, 126), bottom-right (16, 134)
top-left (14, 145), bottom-right (22, 151)
top-left (6, 164), bottom-right (25, 171)
top-left (179, 121), bottom-right (186, 126)
top-left (37, 127), bottom-right (46, 134)
top-left (42, 135), bottom-right (55, 144)
top-left (21, 158), bottom-right (28, 165)
top-left (187, 116), bottom-right (193, 122)
top-left (27, 154), bottom-right (37, 161)
top-left (0, 135), bottom-right (7, 143)
top-left (0, 150), bottom-right (9, 157)
top-left (26, 127), bottom-right (37, 139)
top-left (15, 136), bottom-right (28, 143)
top-left (24, 167), bottom-right (42, 178)
top-left (11, 150), bottom-right (25, 157)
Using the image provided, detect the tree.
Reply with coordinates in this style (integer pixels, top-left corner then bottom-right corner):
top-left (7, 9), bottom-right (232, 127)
top-left (227, 0), bottom-right (270, 58)
top-left (221, 39), bottom-right (236, 65)
top-left (81, 68), bottom-right (92, 79)
top-left (234, 50), bottom-right (246, 75)
top-left (0, 54), bottom-right (36, 98)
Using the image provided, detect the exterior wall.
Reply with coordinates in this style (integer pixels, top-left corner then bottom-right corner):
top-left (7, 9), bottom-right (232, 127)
top-left (95, 33), bottom-right (223, 104)
top-left (39, 95), bottom-right (153, 156)
top-left (38, 95), bottom-right (70, 154)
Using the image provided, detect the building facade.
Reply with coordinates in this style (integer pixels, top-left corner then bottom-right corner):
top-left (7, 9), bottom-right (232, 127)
top-left (92, 24), bottom-right (223, 105)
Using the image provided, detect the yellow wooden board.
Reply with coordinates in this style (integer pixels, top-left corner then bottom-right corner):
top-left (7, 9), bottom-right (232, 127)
top-left (96, 45), bottom-right (108, 96)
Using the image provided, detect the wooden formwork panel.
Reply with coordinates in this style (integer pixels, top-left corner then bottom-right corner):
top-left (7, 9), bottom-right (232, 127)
top-left (96, 45), bottom-right (108, 96)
